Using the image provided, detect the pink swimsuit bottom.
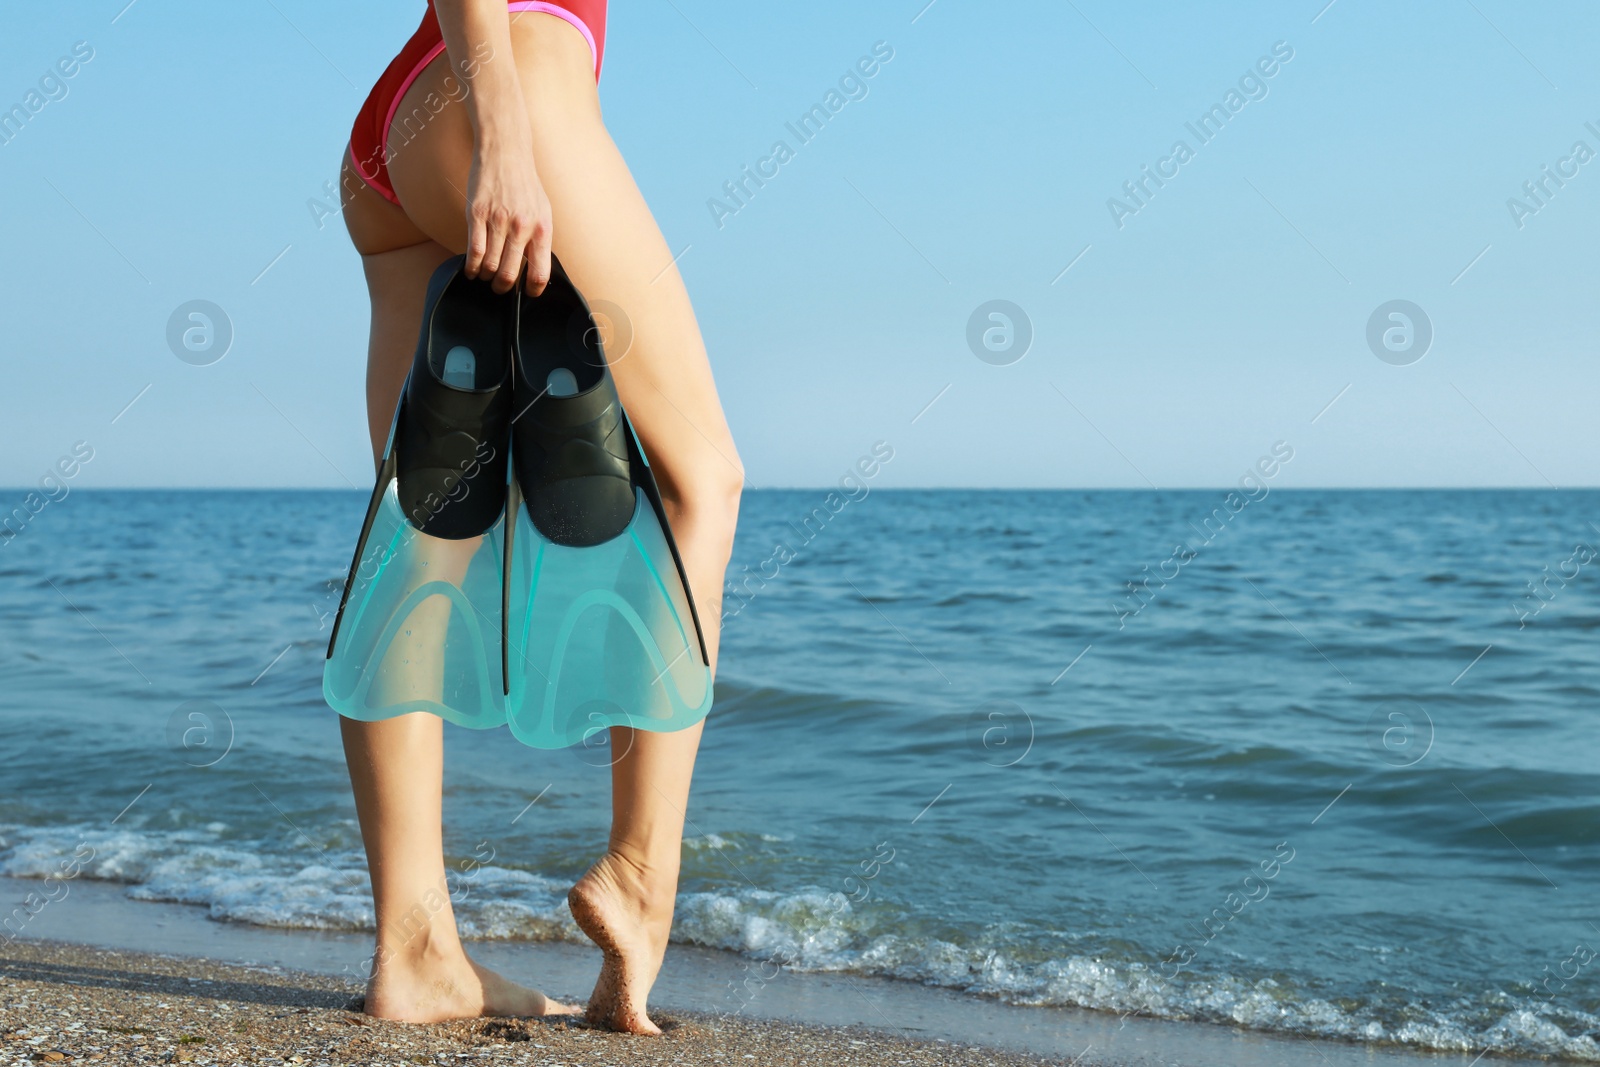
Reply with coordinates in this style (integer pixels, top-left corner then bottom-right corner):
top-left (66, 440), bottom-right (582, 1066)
top-left (348, 0), bottom-right (607, 206)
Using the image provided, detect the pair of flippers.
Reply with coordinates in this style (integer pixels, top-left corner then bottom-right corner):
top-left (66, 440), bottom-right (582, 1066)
top-left (323, 256), bottom-right (711, 749)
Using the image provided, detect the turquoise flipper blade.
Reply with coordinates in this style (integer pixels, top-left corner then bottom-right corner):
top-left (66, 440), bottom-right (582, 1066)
top-left (323, 482), bottom-right (508, 730)
top-left (505, 488), bottom-right (712, 749)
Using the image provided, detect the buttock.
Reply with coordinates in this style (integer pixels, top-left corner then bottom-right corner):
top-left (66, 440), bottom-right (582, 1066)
top-left (348, 0), bottom-right (607, 207)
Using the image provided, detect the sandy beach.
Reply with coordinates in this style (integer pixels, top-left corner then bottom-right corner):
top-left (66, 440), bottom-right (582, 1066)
top-left (0, 939), bottom-right (1073, 1067)
top-left (1, 879), bottom-right (1548, 1067)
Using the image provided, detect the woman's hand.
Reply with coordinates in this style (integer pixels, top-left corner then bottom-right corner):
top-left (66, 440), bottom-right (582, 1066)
top-left (433, 0), bottom-right (549, 294)
top-left (464, 129), bottom-right (552, 296)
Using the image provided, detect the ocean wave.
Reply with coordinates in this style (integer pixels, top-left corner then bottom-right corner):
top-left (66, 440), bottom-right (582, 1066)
top-left (672, 888), bottom-right (1600, 1060)
top-left (0, 822), bottom-right (571, 938)
top-left (5, 821), bottom-right (1598, 1060)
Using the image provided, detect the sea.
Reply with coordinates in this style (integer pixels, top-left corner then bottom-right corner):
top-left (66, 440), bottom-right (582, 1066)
top-left (2, 488), bottom-right (1597, 1060)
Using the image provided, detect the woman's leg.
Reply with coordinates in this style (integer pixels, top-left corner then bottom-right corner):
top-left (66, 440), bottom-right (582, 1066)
top-left (386, 15), bottom-right (743, 1033)
top-left (337, 165), bottom-right (572, 1023)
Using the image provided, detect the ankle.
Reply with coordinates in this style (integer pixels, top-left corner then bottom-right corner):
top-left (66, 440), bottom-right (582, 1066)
top-left (581, 849), bottom-right (676, 921)
top-left (372, 916), bottom-right (463, 976)
top-left (609, 841), bottom-right (680, 889)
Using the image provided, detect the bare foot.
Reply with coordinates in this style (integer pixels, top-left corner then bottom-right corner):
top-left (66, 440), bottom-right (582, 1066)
top-left (568, 851), bottom-right (674, 1034)
top-left (364, 947), bottom-right (577, 1024)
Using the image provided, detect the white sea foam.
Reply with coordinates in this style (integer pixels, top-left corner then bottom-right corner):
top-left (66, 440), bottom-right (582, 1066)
top-left (3, 822), bottom-right (1597, 1060)
top-left (670, 888), bottom-right (1600, 1060)
top-left (683, 833), bottom-right (737, 851)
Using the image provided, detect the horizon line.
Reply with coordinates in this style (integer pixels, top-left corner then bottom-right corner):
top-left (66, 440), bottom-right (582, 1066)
top-left (4, 485), bottom-right (1597, 494)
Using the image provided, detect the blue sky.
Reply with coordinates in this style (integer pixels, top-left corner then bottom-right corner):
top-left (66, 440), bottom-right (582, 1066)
top-left (2, 0), bottom-right (1596, 489)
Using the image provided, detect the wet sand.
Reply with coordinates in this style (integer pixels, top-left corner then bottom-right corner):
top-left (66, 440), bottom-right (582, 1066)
top-left (0, 939), bottom-right (1078, 1066)
top-left (2, 879), bottom-right (1550, 1067)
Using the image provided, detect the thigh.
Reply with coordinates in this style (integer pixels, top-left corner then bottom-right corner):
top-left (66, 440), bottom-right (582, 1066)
top-left (339, 150), bottom-right (454, 460)
top-left (355, 239), bottom-right (455, 461)
top-left (386, 15), bottom-right (743, 503)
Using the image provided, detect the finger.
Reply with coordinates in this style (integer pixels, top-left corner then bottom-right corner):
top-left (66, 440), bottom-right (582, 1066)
top-left (478, 218), bottom-right (507, 288)
top-left (525, 217), bottom-right (552, 297)
top-left (485, 228), bottom-right (523, 294)
top-left (493, 218), bottom-right (531, 294)
top-left (465, 205), bottom-right (491, 278)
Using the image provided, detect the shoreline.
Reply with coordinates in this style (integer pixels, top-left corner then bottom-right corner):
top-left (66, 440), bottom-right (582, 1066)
top-left (1, 938), bottom-right (1073, 1067)
top-left (1, 877), bottom-right (1548, 1067)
